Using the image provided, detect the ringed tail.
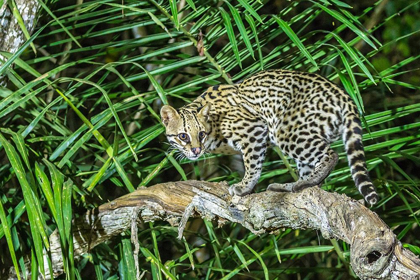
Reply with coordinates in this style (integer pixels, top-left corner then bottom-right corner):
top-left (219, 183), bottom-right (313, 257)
top-left (342, 111), bottom-right (378, 206)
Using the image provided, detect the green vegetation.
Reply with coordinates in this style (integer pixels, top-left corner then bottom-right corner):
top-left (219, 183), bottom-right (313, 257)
top-left (1, 0), bottom-right (419, 279)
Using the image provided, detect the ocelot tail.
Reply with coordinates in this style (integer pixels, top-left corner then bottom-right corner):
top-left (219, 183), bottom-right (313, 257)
top-left (161, 69), bottom-right (379, 206)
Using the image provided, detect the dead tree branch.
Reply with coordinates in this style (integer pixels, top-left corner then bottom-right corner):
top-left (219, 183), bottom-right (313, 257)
top-left (5, 180), bottom-right (420, 280)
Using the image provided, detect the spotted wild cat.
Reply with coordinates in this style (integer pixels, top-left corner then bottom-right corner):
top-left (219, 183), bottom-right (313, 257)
top-left (160, 69), bottom-right (379, 205)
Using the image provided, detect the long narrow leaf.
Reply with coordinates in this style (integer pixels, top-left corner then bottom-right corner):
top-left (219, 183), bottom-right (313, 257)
top-left (37, 0), bottom-right (82, 48)
top-left (113, 157), bottom-right (136, 192)
top-left (169, 0), bottom-right (179, 29)
top-left (0, 134), bottom-right (48, 275)
top-left (0, 200), bottom-right (21, 280)
top-left (225, 1), bottom-right (254, 59)
top-left (313, 2), bottom-right (378, 50)
top-left (274, 16), bottom-right (318, 69)
top-left (245, 14), bottom-right (264, 70)
top-left (237, 0), bottom-right (263, 23)
top-left (220, 7), bottom-right (242, 68)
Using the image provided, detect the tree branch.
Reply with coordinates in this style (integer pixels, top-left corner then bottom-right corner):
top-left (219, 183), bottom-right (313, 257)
top-left (4, 180), bottom-right (420, 279)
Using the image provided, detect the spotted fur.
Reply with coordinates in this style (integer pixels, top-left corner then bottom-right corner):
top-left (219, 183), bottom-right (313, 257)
top-left (161, 69), bottom-right (378, 205)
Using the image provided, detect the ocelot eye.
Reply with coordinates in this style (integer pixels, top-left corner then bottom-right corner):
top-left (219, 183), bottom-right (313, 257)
top-left (178, 133), bottom-right (190, 142)
top-left (198, 131), bottom-right (207, 140)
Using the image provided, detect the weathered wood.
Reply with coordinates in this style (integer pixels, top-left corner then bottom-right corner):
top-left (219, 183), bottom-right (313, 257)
top-left (5, 180), bottom-right (420, 279)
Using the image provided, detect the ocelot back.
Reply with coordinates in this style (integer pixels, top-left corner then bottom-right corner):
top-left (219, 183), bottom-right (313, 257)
top-left (161, 69), bottom-right (379, 205)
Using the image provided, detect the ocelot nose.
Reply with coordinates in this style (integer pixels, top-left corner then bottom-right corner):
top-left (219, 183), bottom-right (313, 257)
top-left (191, 147), bottom-right (201, 155)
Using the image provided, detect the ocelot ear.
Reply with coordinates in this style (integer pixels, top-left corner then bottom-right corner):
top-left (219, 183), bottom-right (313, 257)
top-left (198, 103), bottom-right (211, 122)
top-left (160, 105), bottom-right (179, 127)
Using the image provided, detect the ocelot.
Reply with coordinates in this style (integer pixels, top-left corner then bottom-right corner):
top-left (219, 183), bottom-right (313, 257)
top-left (160, 69), bottom-right (379, 205)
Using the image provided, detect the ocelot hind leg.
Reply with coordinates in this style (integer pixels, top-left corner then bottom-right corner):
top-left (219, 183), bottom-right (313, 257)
top-left (268, 139), bottom-right (338, 193)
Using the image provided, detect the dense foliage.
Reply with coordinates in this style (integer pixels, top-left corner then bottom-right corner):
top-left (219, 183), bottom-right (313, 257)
top-left (1, 0), bottom-right (420, 279)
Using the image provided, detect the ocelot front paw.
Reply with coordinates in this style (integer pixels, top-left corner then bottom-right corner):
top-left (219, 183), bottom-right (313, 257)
top-left (228, 183), bottom-right (253, 196)
top-left (267, 183), bottom-right (295, 192)
top-left (267, 181), bottom-right (314, 193)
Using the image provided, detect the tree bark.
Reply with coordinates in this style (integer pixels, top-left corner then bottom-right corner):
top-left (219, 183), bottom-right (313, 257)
top-left (0, 0), bottom-right (40, 87)
top-left (4, 180), bottom-right (420, 279)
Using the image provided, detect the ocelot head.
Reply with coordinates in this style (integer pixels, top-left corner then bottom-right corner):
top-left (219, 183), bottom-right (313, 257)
top-left (160, 103), bottom-right (212, 160)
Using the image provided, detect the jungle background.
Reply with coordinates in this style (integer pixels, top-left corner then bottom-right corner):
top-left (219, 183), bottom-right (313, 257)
top-left (1, 0), bottom-right (420, 279)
